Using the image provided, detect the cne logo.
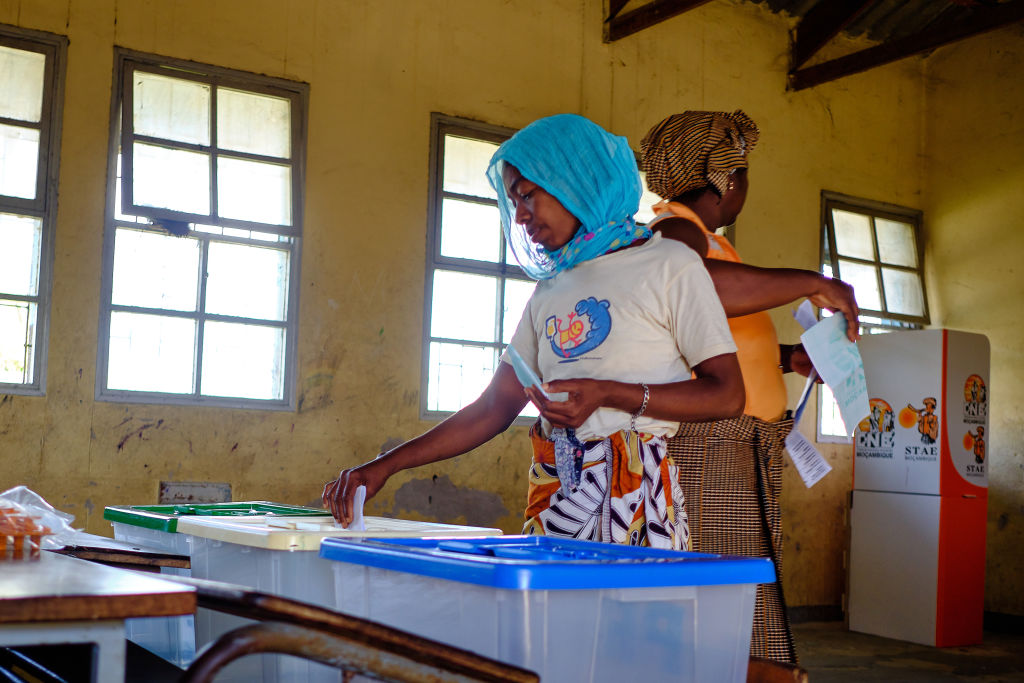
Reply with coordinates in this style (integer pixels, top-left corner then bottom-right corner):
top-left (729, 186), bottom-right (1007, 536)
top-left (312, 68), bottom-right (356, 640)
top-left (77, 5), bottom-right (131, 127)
top-left (963, 374), bottom-right (987, 424)
top-left (856, 398), bottom-right (895, 457)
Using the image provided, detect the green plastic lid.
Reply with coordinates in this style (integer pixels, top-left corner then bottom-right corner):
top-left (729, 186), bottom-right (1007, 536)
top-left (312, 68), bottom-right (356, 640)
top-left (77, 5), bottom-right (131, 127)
top-left (103, 501), bottom-right (328, 533)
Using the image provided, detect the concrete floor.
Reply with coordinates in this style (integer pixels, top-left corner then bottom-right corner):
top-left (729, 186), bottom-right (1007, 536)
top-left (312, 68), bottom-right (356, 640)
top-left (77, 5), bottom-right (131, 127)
top-left (794, 621), bottom-right (1024, 682)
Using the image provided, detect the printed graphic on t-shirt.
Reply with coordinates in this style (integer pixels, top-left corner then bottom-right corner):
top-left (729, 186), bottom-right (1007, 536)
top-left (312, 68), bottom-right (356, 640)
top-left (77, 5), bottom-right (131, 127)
top-left (544, 296), bottom-right (611, 359)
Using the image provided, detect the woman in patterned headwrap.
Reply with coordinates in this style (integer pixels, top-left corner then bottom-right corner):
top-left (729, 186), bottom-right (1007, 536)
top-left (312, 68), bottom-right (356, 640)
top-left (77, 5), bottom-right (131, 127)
top-left (640, 110), bottom-right (852, 663)
top-left (324, 114), bottom-right (744, 552)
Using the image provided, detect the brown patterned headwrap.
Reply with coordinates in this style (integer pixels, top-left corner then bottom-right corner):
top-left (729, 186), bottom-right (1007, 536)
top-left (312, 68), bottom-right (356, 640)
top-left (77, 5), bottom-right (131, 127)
top-left (640, 110), bottom-right (759, 199)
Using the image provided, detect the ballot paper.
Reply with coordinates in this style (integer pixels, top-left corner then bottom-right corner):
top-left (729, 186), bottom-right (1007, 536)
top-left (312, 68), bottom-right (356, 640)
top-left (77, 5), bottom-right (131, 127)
top-left (505, 345), bottom-right (569, 402)
top-left (342, 485), bottom-right (366, 531)
top-left (800, 313), bottom-right (870, 437)
top-left (783, 301), bottom-right (833, 488)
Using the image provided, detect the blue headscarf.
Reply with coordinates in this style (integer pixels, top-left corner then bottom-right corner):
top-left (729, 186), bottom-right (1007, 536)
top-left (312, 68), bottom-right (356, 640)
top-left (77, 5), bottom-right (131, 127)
top-left (486, 114), bottom-right (649, 280)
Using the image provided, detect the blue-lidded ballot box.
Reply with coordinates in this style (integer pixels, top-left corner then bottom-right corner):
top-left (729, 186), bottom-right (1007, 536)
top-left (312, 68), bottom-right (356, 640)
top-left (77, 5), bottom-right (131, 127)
top-left (320, 535), bottom-right (775, 683)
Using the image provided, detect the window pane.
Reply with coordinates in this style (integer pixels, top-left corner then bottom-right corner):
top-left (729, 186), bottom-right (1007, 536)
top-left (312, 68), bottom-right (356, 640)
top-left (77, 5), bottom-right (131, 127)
top-left (133, 71), bottom-right (210, 145)
top-left (439, 199), bottom-right (500, 262)
top-left (108, 311), bottom-right (196, 393)
top-left (882, 268), bottom-right (925, 317)
top-left (502, 278), bottom-right (535, 344)
top-left (0, 299), bottom-right (36, 384)
top-left (875, 218), bottom-right (917, 267)
top-left (112, 228), bottom-right (199, 311)
top-left (0, 123), bottom-right (40, 199)
top-left (0, 213), bottom-right (42, 296)
top-left (430, 270), bottom-right (497, 343)
top-left (0, 45), bottom-right (45, 123)
top-left (819, 383), bottom-right (847, 438)
top-left (426, 341), bottom-right (496, 412)
top-left (832, 209), bottom-right (874, 260)
top-left (206, 242), bottom-right (288, 321)
top-left (201, 321), bottom-right (284, 400)
top-left (837, 259), bottom-right (881, 311)
top-left (133, 142), bottom-right (210, 215)
top-left (217, 88), bottom-right (290, 158)
top-left (443, 135), bottom-right (499, 199)
top-left (217, 156), bottom-right (291, 225)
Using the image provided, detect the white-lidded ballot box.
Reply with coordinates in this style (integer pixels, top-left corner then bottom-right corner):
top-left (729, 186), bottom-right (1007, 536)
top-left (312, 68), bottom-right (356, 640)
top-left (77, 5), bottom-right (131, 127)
top-left (106, 502), bottom-right (501, 681)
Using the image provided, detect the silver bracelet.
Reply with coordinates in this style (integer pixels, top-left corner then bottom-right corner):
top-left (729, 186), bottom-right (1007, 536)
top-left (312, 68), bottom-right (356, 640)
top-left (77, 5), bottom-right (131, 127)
top-left (630, 383), bottom-right (650, 433)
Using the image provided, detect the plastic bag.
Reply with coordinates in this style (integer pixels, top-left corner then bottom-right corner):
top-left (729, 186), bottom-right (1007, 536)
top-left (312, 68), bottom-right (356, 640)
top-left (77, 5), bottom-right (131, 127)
top-left (0, 485), bottom-right (82, 555)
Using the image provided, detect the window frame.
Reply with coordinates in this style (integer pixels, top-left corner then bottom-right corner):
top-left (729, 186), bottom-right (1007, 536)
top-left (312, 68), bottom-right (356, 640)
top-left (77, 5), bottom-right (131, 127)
top-left (0, 25), bottom-right (67, 396)
top-left (821, 190), bottom-right (929, 326)
top-left (817, 190), bottom-right (927, 443)
top-left (95, 49), bottom-right (308, 410)
top-left (421, 113), bottom-right (534, 421)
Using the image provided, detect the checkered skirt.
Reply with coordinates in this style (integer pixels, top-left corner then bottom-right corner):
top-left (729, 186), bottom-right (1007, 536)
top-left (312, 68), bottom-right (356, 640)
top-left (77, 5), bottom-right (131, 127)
top-left (667, 413), bottom-right (797, 664)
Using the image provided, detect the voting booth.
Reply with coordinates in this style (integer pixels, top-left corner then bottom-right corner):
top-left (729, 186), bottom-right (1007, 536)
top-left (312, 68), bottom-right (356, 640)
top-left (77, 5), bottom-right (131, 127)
top-left (847, 329), bottom-right (989, 647)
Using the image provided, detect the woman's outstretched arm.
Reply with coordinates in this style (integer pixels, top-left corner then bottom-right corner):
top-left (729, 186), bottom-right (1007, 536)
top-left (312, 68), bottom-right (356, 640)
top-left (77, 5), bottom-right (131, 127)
top-left (323, 362), bottom-right (529, 525)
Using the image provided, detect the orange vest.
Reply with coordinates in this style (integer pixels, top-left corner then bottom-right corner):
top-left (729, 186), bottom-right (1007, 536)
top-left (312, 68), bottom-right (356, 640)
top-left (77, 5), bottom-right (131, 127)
top-left (653, 202), bottom-right (787, 422)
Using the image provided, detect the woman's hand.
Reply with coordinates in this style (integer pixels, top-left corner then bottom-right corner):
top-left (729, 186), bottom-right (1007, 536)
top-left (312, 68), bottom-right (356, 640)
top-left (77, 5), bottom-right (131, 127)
top-left (524, 378), bottom-right (608, 429)
top-left (322, 458), bottom-right (391, 527)
top-left (808, 277), bottom-right (860, 342)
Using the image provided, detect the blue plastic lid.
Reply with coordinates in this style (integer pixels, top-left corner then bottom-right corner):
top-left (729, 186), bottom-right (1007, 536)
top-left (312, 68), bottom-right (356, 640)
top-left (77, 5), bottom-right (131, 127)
top-left (319, 535), bottom-right (775, 590)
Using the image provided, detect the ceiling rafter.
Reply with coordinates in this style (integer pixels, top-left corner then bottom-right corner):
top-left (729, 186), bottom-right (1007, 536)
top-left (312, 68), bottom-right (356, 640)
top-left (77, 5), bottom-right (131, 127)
top-left (788, 0), bottom-right (1024, 90)
top-left (603, 0), bottom-right (1024, 90)
top-left (791, 1), bottom-right (881, 71)
top-left (604, 0), bottom-right (715, 42)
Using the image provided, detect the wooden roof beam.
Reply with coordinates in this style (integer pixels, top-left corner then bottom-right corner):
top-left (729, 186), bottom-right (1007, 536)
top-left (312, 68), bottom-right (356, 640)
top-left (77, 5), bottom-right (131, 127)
top-left (789, 1), bottom-right (1024, 91)
top-left (791, 0), bottom-right (881, 71)
top-left (607, 0), bottom-right (631, 23)
top-left (604, 0), bottom-right (715, 42)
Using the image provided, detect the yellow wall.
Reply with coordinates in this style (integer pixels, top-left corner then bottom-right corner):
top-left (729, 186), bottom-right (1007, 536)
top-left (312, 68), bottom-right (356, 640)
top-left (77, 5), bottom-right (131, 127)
top-left (923, 23), bottom-right (1024, 615)
top-left (0, 0), bottom-right (1018, 613)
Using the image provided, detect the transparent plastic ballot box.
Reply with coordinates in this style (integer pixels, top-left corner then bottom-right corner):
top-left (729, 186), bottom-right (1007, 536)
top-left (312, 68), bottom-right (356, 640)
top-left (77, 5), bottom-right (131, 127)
top-left (103, 501), bottom-right (330, 668)
top-left (320, 535), bottom-right (775, 683)
top-left (176, 514), bottom-right (502, 683)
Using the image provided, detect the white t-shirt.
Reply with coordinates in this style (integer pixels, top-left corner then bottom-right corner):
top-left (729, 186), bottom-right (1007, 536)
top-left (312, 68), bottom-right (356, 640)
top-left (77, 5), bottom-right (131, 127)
top-left (504, 232), bottom-right (737, 440)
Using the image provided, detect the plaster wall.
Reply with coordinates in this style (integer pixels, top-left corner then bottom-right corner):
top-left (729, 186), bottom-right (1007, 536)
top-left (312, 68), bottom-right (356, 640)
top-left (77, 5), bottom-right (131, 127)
top-left (1, 0), bottom-right (1009, 613)
top-left (923, 24), bottom-right (1024, 616)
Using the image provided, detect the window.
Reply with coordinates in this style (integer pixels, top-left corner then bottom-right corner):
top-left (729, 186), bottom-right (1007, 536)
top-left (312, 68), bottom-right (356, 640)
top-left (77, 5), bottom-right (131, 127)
top-left (422, 114), bottom-right (665, 421)
top-left (422, 115), bottom-right (528, 418)
top-left (817, 191), bottom-right (927, 441)
top-left (97, 51), bottom-right (307, 409)
top-left (0, 27), bottom-right (66, 395)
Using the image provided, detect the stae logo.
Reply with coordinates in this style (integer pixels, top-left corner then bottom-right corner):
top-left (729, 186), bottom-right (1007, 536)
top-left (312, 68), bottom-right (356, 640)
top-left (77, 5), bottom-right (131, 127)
top-left (963, 425), bottom-right (986, 465)
top-left (856, 398), bottom-right (895, 457)
top-left (903, 397), bottom-right (939, 445)
top-left (963, 374), bottom-right (987, 424)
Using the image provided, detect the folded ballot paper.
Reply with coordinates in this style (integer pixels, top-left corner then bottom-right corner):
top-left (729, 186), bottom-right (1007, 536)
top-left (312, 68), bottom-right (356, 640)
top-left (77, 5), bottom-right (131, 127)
top-left (341, 484), bottom-right (367, 531)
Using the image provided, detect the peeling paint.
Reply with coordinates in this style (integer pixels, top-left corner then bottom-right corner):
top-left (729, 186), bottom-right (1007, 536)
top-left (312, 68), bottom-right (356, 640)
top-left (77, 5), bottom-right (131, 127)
top-left (393, 474), bottom-right (508, 527)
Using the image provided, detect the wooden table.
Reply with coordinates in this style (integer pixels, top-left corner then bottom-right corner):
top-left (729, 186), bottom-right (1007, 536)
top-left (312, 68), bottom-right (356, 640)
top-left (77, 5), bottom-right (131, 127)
top-left (0, 551), bottom-right (195, 681)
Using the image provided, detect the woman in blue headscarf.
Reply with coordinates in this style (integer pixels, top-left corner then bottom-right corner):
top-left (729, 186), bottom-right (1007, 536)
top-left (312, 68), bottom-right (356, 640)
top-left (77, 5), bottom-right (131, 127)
top-left (324, 114), bottom-right (744, 549)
